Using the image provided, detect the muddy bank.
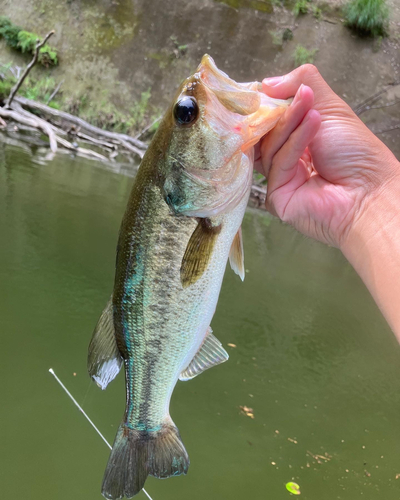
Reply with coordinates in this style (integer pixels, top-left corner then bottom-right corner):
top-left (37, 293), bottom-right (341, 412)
top-left (0, 0), bottom-right (399, 156)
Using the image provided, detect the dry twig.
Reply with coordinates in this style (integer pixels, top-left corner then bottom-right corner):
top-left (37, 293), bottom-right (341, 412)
top-left (6, 31), bottom-right (55, 108)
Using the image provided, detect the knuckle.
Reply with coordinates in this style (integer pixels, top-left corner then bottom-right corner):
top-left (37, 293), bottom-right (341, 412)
top-left (301, 63), bottom-right (319, 77)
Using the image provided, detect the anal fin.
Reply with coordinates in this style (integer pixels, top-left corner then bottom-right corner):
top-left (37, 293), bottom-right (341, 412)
top-left (229, 226), bottom-right (245, 281)
top-left (87, 296), bottom-right (123, 390)
top-left (179, 327), bottom-right (229, 381)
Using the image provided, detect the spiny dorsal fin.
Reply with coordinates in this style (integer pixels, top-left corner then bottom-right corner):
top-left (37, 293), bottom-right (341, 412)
top-left (229, 227), bottom-right (245, 281)
top-left (87, 296), bottom-right (123, 390)
top-left (179, 327), bottom-right (229, 381)
top-left (180, 218), bottom-right (222, 288)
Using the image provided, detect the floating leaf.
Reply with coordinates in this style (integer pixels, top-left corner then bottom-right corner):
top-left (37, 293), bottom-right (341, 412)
top-left (239, 405), bottom-right (254, 419)
top-left (286, 482), bottom-right (301, 495)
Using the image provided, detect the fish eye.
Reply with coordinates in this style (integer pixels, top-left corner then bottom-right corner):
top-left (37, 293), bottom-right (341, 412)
top-left (173, 96), bottom-right (199, 126)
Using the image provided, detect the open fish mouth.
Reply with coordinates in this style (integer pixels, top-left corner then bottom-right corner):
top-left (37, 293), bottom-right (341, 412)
top-left (196, 54), bottom-right (291, 150)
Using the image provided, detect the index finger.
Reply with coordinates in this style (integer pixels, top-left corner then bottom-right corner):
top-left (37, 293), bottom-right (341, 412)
top-left (262, 64), bottom-right (332, 103)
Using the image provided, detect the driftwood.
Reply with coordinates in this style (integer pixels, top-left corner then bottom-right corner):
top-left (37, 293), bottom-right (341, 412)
top-left (0, 30), bottom-right (148, 162)
top-left (14, 96), bottom-right (147, 152)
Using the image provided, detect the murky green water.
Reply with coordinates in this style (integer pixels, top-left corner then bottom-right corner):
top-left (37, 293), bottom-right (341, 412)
top-left (1, 140), bottom-right (400, 500)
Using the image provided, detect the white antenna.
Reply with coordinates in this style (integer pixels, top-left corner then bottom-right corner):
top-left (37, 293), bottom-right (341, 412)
top-left (49, 368), bottom-right (153, 500)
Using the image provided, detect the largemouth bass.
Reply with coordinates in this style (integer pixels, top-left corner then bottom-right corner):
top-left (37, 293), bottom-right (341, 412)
top-left (88, 55), bottom-right (290, 499)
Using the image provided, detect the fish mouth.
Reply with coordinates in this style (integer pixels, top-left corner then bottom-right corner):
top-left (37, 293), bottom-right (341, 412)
top-left (196, 54), bottom-right (291, 149)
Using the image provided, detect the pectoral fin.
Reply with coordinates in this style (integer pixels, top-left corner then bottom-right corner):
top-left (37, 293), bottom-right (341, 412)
top-left (180, 219), bottom-right (222, 288)
top-left (229, 227), bottom-right (245, 281)
top-left (179, 327), bottom-right (229, 381)
top-left (87, 296), bottom-right (123, 390)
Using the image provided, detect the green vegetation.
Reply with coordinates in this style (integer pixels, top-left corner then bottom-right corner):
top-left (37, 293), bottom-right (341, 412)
top-left (344, 0), bottom-right (389, 37)
top-left (293, 44), bottom-right (317, 66)
top-left (0, 61), bottom-right (159, 134)
top-left (0, 16), bottom-right (20, 48)
top-left (0, 17), bottom-right (58, 66)
top-left (65, 87), bottom-right (160, 135)
top-left (0, 63), bottom-right (60, 105)
top-left (311, 4), bottom-right (322, 19)
top-left (293, 0), bottom-right (310, 15)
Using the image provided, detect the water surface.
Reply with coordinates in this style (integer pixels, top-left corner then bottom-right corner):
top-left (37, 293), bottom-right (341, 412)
top-left (1, 140), bottom-right (400, 500)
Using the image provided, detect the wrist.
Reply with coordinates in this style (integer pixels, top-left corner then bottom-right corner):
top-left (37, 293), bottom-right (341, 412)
top-left (340, 157), bottom-right (400, 336)
top-left (341, 156), bottom-right (400, 258)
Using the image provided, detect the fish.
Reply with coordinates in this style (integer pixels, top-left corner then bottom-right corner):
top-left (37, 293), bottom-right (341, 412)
top-left (87, 54), bottom-right (290, 500)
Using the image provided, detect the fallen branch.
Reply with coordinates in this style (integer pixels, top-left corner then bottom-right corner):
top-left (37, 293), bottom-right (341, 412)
top-left (46, 79), bottom-right (64, 105)
top-left (12, 101), bottom-right (58, 152)
top-left (14, 96), bottom-right (148, 151)
top-left (6, 31), bottom-right (55, 108)
top-left (375, 124), bottom-right (400, 134)
top-left (0, 106), bottom-right (57, 151)
top-left (354, 81), bottom-right (398, 116)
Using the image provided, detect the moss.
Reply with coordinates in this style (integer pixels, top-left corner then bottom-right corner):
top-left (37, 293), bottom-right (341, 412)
top-left (0, 16), bottom-right (21, 49)
top-left (0, 18), bottom-right (58, 66)
top-left (214, 0), bottom-right (273, 14)
top-left (344, 0), bottom-right (389, 37)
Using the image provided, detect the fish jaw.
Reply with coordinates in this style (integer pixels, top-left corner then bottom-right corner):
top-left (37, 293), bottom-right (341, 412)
top-left (174, 55), bottom-right (290, 217)
top-left (198, 54), bottom-right (291, 150)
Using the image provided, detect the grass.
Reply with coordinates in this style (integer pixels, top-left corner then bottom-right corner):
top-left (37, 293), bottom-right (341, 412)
top-left (293, 44), bottom-right (317, 66)
top-left (0, 64), bottom-right (61, 104)
top-left (344, 0), bottom-right (389, 37)
top-left (66, 87), bottom-right (160, 135)
top-left (0, 17), bottom-right (58, 66)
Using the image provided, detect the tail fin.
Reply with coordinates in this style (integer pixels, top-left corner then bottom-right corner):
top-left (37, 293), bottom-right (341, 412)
top-left (101, 421), bottom-right (190, 499)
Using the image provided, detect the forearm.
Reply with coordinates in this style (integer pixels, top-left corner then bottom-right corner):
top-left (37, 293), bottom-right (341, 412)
top-left (341, 160), bottom-right (400, 339)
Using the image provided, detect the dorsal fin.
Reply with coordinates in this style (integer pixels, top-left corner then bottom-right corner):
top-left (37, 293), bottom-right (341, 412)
top-left (229, 227), bottom-right (245, 281)
top-left (179, 327), bottom-right (229, 381)
top-left (180, 218), bottom-right (222, 288)
top-left (87, 296), bottom-right (123, 390)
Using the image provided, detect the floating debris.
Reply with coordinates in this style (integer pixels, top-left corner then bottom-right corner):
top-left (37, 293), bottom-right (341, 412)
top-left (227, 343), bottom-right (236, 348)
top-left (239, 405), bottom-right (254, 419)
top-left (396, 473), bottom-right (400, 480)
top-left (306, 450), bottom-right (332, 463)
top-left (286, 482), bottom-right (301, 495)
top-left (288, 437), bottom-right (298, 444)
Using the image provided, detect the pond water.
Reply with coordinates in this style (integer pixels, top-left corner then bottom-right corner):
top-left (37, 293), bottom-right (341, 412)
top-left (1, 139), bottom-right (400, 500)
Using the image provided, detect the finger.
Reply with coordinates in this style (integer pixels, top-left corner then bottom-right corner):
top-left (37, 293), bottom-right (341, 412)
top-left (260, 84), bottom-right (314, 176)
top-left (268, 109), bottom-right (321, 196)
top-left (262, 64), bottom-right (332, 104)
top-left (265, 159), bottom-right (310, 218)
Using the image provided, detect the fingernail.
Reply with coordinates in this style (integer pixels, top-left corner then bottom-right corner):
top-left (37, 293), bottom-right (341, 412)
top-left (263, 76), bottom-right (283, 87)
top-left (293, 84), bottom-right (304, 105)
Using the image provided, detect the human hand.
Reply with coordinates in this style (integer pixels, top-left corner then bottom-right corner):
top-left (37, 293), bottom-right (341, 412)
top-left (255, 64), bottom-right (399, 249)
